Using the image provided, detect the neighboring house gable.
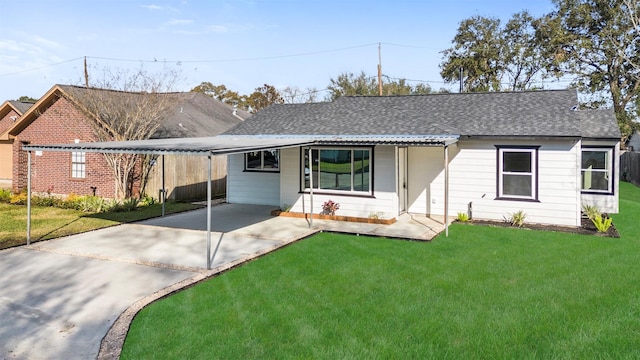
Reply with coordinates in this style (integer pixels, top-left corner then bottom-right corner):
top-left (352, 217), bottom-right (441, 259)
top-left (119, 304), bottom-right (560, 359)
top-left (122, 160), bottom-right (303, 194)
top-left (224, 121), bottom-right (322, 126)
top-left (7, 85), bottom-right (244, 198)
top-left (0, 100), bottom-right (34, 183)
top-left (223, 89), bottom-right (620, 228)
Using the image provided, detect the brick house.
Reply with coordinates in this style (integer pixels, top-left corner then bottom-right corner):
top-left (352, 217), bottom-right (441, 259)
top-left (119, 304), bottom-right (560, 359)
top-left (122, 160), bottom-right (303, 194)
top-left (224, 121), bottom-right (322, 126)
top-left (2, 84), bottom-right (246, 198)
top-left (0, 100), bottom-right (34, 186)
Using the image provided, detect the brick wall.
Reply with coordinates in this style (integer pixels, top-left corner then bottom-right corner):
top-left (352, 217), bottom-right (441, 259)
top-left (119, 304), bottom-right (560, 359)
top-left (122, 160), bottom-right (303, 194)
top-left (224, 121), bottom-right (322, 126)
top-left (12, 96), bottom-right (117, 197)
top-left (0, 109), bottom-right (19, 134)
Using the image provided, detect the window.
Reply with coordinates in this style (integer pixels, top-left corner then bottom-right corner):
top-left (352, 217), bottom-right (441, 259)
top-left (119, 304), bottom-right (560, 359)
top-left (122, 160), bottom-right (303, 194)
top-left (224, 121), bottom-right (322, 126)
top-left (302, 147), bottom-right (372, 194)
top-left (245, 150), bottom-right (279, 171)
top-left (581, 148), bottom-right (613, 194)
top-left (496, 146), bottom-right (538, 200)
top-left (71, 151), bottom-right (86, 179)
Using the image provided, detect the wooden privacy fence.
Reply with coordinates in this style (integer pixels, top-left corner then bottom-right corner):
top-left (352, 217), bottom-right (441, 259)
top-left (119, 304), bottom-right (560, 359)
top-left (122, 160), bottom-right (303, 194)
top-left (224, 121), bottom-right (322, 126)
top-left (145, 154), bottom-right (227, 201)
top-left (620, 151), bottom-right (640, 187)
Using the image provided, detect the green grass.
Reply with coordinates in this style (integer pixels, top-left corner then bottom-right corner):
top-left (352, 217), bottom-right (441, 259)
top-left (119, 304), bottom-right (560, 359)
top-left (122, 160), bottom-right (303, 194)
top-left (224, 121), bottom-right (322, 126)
top-left (121, 182), bottom-right (640, 359)
top-left (0, 202), bottom-right (202, 249)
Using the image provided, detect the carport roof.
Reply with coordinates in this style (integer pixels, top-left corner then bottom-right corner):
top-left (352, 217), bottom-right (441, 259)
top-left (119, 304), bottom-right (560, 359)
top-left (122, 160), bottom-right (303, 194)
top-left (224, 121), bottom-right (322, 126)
top-left (21, 134), bottom-right (459, 155)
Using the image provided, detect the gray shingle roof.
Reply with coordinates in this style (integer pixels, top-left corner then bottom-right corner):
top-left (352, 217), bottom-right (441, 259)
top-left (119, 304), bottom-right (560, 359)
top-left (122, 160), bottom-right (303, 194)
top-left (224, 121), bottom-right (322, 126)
top-left (57, 85), bottom-right (245, 139)
top-left (9, 100), bottom-right (34, 114)
top-left (152, 92), bottom-right (246, 138)
top-left (224, 89), bottom-right (620, 140)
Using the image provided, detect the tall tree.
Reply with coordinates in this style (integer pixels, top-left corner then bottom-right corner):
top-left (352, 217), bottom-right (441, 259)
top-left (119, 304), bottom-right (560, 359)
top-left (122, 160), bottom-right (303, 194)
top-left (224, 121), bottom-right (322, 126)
top-left (440, 12), bottom-right (548, 92)
top-left (537, 0), bottom-right (640, 141)
top-left (327, 71), bottom-right (433, 100)
top-left (245, 84), bottom-right (284, 112)
top-left (16, 95), bottom-right (38, 102)
top-left (68, 66), bottom-right (180, 198)
top-left (280, 86), bottom-right (321, 104)
top-left (191, 82), bottom-right (242, 106)
top-left (440, 16), bottom-right (503, 92)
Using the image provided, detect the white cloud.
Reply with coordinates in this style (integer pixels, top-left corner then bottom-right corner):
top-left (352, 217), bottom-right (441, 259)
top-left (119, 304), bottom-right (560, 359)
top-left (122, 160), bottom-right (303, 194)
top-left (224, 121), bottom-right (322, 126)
top-left (33, 36), bottom-right (63, 50)
top-left (206, 25), bottom-right (229, 33)
top-left (167, 19), bottom-right (194, 26)
top-left (141, 4), bottom-right (163, 10)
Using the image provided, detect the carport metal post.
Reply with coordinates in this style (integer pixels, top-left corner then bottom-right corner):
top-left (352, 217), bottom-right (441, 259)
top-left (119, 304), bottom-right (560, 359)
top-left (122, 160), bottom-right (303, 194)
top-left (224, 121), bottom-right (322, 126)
top-left (206, 154), bottom-right (212, 270)
top-left (308, 148), bottom-right (314, 227)
top-left (444, 144), bottom-right (449, 237)
top-left (161, 154), bottom-right (165, 217)
top-left (26, 150), bottom-right (32, 245)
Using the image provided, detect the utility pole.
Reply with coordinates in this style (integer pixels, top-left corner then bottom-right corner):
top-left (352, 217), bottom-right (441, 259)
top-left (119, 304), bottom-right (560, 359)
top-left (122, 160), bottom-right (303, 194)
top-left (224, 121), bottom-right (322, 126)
top-left (459, 67), bottom-right (463, 93)
top-left (377, 43), bottom-right (383, 96)
top-left (84, 56), bottom-right (89, 88)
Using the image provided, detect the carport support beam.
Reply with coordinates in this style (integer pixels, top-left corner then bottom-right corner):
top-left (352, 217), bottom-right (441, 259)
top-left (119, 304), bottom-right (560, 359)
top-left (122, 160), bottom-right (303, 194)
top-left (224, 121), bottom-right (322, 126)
top-left (207, 154), bottom-right (212, 270)
top-left (27, 150), bottom-right (32, 245)
top-left (444, 145), bottom-right (449, 237)
top-left (161, 154), bottom-right (165, 217)
top-left (308, 148), bottom-right (314, 228)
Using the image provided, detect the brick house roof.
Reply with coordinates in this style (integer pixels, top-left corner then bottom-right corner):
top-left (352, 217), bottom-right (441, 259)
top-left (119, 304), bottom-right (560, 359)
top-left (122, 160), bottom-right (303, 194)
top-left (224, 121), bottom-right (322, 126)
top-left (2, 84), bottom-right (245, 141)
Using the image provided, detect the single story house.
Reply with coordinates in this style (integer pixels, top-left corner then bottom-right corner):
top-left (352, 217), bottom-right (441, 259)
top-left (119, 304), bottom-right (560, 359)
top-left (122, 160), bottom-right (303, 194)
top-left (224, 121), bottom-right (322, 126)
top-left (221, 89), bottom-right (620, 227)
top-left (2, 84), bottom-right (246, 199)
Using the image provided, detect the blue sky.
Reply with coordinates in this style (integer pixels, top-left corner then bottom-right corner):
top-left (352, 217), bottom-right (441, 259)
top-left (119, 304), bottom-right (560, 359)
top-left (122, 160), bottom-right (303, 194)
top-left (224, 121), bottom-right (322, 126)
top-left (0, 0), bottom-right (559, 102)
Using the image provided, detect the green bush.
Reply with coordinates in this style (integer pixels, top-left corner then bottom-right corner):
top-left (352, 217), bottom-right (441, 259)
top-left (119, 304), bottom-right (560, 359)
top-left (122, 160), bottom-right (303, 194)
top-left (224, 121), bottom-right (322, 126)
top-left (140, 194), bottom-right (157, 206)
top-left (32, 195), bottom-right (61, 207)
top-left (0, 188), bottom-right (11, 203)
top-left (582, 204), bottom-right (601, 221)
top-left (505, 210), bottom-right (526, 227)
top-left (592, 213), bottom-right (613, 233)
top-left (456, 212), bottom-right (470, 222)
top-left (78, 196), bottom-right (106, 213)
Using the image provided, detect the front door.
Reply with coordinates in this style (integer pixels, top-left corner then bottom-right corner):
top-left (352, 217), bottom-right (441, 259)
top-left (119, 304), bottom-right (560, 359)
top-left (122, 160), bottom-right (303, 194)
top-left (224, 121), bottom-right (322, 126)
top-left (398, 147), bottom-right (408, 214)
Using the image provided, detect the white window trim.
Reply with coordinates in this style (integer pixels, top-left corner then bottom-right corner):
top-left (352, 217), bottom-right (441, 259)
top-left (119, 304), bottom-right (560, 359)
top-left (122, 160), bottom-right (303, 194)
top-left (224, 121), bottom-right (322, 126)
top-left (581, 147), bottom-right (613, 194)
top-left (497, 147), bottom-right (538, 201)
top-left (244, 150), bottom-right (279, 172)
top-left (302, 147), bottom-right (373, 196)
top-left (71, 151), bottom-right (86, 179)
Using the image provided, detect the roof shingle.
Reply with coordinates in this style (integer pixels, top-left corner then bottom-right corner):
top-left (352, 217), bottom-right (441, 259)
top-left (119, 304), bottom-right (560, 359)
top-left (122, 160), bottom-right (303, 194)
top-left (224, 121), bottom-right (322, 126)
top-left (224, 89), bottom-right (619, 140)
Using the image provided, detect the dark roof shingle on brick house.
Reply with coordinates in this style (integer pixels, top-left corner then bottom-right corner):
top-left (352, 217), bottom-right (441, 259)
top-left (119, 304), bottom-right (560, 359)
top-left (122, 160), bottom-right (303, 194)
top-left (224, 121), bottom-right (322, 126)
top-left (224, 89), bottom-right (619, 140)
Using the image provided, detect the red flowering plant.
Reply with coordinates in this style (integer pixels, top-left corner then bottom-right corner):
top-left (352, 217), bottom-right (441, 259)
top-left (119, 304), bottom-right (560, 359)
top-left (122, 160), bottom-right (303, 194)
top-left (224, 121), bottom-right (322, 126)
top-left (321, 200), bottom-right (340, 216)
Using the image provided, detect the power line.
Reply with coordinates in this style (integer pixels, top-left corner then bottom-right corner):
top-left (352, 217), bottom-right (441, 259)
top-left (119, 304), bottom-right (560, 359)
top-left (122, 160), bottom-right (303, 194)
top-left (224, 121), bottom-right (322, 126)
top-left (0, 57), bottom-right (84, 77)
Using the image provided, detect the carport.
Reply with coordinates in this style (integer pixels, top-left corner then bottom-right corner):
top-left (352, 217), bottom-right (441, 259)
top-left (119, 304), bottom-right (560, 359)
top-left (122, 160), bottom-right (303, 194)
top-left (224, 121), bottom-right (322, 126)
top-left (22, 134), bottom-right (456, 270)
top-left (22, 136), bottom-right (314, 270)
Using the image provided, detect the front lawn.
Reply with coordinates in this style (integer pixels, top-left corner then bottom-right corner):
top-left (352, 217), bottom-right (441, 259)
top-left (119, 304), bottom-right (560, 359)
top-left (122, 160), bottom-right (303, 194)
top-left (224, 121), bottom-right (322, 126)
top-left (121, 182), bottom-right (640, 359)
top-left (0, 202), bottom-right (202, 250)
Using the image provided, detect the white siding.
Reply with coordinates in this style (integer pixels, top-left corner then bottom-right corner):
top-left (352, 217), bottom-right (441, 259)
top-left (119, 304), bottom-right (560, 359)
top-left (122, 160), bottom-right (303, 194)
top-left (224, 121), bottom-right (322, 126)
top-left (580, 140), bottom-right (620, 214)
top-left (281, 146), bottom-right (398, 219)
top-left (409, 140), bottom-right (582, 227)
top-left (226, 153), bottom-right (280, 206)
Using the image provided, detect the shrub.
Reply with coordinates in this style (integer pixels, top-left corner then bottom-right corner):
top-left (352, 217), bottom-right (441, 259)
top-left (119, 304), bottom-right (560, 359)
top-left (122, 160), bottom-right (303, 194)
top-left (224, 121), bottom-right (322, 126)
top-left (582, 204), bottom-right (601, 221)
top-left (32, 194), bottom-right (60, 207)
top-left (78, 196), bottom-right (106, 213)
top-left (456, 212), bottom-right (470, 222)
top-left (505, 210), bottom-right (526, 227)
top-left (321, 200), bottom-right (340, 216)
top-left (0, 188), bottom-right (11, 203)
top-left (592, 213), bottom-right (613, 233)
top-left (9, 192), bottom-right (27, 205)
top-left (140, 194), bottom-right (157, 206)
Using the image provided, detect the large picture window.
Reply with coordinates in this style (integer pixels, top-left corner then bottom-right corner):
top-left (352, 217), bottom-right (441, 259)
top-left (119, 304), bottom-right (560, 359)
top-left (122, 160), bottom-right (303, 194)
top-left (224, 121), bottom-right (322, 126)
top-left (71, 151), bottom-right (86, 179)
top-left (581, 148), bottom-right (613, 194)
top-left (245, 150), bottom-right (279, 171)
top-left (496, 146), bottom-right (538, 200)
top-left (302, 147), bottom-right (372, 195)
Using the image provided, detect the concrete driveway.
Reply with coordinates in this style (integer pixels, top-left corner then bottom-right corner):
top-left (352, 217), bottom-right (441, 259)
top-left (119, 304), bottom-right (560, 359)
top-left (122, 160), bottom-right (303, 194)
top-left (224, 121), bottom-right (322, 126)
top-left (0, 204), bottom-right (316, 360)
